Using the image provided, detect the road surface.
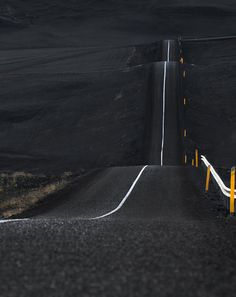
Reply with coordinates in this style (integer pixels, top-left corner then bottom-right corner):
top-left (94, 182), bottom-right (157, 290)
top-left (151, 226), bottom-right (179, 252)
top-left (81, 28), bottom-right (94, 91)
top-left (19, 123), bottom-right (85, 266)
top-left (1, 165), bottom-right (236, 296)
top-left (145, 40), bottom-right (182, 165)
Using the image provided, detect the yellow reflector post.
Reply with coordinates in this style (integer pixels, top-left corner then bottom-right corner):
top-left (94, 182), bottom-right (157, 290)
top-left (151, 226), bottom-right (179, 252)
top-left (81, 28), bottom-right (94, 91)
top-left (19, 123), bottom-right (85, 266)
top-left (230, 167), bottom-right (235, 215)
top-left (195, 149), bottom-right (199, 168)
top-left (205, 165), bottom-right (211, 192)
top-left (192, 159), bottom-right (194, 167)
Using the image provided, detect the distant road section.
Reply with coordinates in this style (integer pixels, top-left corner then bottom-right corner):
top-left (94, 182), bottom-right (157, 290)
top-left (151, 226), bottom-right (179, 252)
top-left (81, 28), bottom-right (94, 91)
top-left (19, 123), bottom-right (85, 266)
top-left (161, 40), bottom-right (180, 61)
top-left (145, 60), bottom-right (182, 165)
top-left (145, 40), bottom-right (182, 165)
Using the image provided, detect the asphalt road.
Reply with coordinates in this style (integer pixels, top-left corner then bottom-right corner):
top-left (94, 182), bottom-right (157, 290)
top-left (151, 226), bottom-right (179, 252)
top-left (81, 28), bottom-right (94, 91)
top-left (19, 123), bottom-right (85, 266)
top-left (23, 166), bottom-right (216, 221)
top-left (144, 39), bottom-right (182, 165)
top-left (145, 61), bottom-right (182, 165)
top-left (161, 40), bottom-right (180, 62)
top-left (1, 165), bottom-right (236, 297)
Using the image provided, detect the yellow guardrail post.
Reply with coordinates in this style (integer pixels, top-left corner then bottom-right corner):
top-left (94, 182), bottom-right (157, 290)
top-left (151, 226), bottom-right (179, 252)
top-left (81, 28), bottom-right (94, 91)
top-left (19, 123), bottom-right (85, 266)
top-left (230, 166), bottom-right (235, 215)
top-left (192, 159), bottom-right (194, 167)
top-left (195, 149), bottom-right (199, 168)
top-left (205, 165), bottom-right (211, 192)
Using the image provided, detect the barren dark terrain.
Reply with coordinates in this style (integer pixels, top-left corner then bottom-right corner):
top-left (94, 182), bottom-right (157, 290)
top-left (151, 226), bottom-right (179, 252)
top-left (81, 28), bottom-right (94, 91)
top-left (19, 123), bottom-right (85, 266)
top-left (0, 1), bottom-right (236, 296)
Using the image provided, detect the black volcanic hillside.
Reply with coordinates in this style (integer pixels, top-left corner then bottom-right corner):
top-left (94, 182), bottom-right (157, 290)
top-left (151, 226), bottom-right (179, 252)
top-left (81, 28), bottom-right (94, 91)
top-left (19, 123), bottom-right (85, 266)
top-left (0, 0), bottom-right (235, 174)
top-left (0, 1), bottom-right (236, 49)
top-left (183, 39), bottom-right (236, 167)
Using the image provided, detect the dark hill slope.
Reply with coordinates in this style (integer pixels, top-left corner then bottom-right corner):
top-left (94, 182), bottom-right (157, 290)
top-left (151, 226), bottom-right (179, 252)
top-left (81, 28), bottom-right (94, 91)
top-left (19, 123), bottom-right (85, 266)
top-left (0, 1), bottom-right (236, 49)
top-left (183, 39), bottom-right (236, 65)
top-left (185, 63), bottom-right (236, 167)
top-left (0, 1), bottom-right (236, 173)
top-left (0, 67), bottom-right (149, 174)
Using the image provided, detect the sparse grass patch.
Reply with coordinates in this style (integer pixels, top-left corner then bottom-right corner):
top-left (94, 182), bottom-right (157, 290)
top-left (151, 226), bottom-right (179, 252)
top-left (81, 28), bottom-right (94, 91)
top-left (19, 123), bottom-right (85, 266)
top-left (0, 172), bottom-right (74, 218)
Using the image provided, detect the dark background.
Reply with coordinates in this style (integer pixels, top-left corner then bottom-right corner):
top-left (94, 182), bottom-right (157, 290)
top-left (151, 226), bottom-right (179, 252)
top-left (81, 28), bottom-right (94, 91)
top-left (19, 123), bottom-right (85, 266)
top-left (0, 0), bottom-right (235, 173)
top-left (183, 39), bottom-right (236, 167)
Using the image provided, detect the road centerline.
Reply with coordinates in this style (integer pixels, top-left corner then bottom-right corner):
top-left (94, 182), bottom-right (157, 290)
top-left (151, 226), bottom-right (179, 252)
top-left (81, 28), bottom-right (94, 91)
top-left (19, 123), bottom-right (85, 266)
top-left (91, 165), bottom-right (148, 219)
top-left (167, 40), bottom-right (170, 62)
top-left (160, 61), bottom-right (167, 166)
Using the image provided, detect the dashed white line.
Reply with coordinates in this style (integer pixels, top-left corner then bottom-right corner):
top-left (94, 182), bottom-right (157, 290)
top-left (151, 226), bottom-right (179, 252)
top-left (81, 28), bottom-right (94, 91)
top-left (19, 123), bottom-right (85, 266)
top-left (91, 165), bottom-right (148, 219)
top-left (160, 61), bottom-right (167, 166)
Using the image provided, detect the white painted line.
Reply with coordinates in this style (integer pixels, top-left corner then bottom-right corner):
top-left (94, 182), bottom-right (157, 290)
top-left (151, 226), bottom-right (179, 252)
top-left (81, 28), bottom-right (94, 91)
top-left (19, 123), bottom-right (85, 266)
top-left (167, 40), bottom-right (170, 62)
top-left (0, 218), bottom-right (29, 224)
top-left (91, 165), bottom-right (148, 219)
top-left (160, 61), bottom-right (167, 166)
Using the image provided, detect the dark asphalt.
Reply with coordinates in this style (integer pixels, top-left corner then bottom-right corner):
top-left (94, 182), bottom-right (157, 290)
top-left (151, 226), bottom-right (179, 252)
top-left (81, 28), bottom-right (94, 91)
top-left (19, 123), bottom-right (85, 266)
top-left (1, 166), bottom-right (236, 296)
top-left (1, 218), bottom-right (236, 297)
top-left (18, 166), bottom-right (211, 220)
top-left (24, 166), bottom-right (144, 219)
top-left (111, 166), bottom-right (213, 220)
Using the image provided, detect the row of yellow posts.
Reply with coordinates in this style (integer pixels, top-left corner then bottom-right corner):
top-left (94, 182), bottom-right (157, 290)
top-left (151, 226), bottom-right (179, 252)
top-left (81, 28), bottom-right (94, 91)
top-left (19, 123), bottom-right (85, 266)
top-left (205, 164), bottom-right (235, 215)
top-left (180, 54), bottom-right (235, 215)
top-left (184, 149), bottom-right (198, 168)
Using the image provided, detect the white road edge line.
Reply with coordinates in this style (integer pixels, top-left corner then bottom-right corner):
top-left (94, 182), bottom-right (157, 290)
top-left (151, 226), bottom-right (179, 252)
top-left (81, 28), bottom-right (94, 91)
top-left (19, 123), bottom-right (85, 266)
top-left (160, 61), bottom-right (167, 166)
top-left (91, 165), bottom-right (148, 220)
top-left (0, 218), bottom-right (29, 224)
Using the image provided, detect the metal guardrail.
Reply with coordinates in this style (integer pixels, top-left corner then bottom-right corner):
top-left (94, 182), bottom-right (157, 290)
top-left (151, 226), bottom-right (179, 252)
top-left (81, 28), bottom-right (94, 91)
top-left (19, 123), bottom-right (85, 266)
top-left (201, 155), bottom-right (235, 214)
top-left (201, 155), bottom-right (236, 198)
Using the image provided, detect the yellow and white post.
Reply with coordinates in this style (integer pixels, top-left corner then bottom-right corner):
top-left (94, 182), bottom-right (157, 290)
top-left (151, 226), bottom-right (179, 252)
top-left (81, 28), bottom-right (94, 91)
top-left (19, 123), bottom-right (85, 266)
top-left (230, 166), bottom-right (235, 215)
